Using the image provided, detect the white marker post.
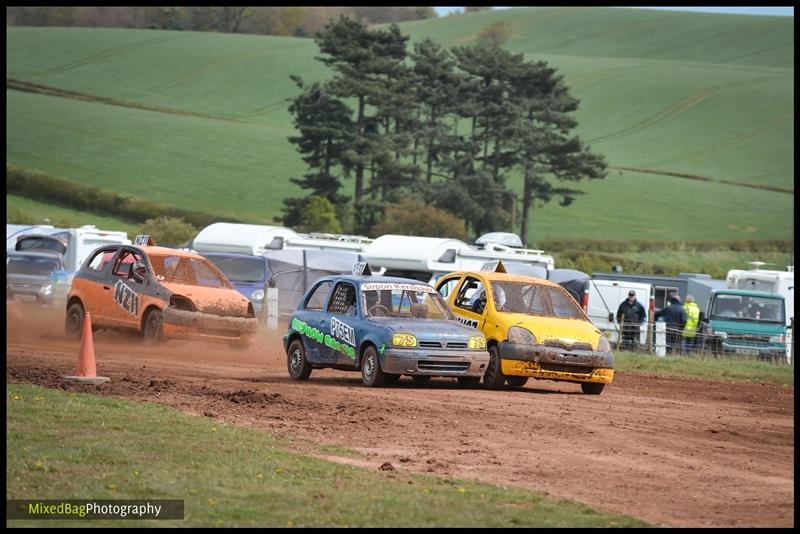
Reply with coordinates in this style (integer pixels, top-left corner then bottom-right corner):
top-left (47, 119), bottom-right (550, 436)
top-left (655, 322), bottom-right (666, 357)
top-left (266, 287), bottom-right (279, 330)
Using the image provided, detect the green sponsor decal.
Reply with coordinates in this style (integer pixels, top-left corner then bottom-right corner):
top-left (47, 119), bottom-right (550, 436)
top-left (379, 344), bottom-right (386, 354)
top-left (291, 317), bottom-right (324, 343)
top-left (291, 317), bottom-right (355, 360)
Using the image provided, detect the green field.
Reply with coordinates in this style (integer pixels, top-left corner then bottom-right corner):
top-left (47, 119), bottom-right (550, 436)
top-left (7, 384), bottom-right (648, 527)
top-left (5, 8), bottom-right (794, 241)
top-left (614, 352), bottom-right (794, 387)
top-left (7, 194), bottom-right (139, 234)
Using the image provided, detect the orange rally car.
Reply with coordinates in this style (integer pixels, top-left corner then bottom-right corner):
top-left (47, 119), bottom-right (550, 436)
top-left (64, 237), bottom-right (258, 346)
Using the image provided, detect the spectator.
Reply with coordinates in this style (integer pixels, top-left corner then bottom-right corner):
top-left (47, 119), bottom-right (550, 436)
top-left (656, 295), bottom-right (687, 354)
top-left (616, 290), bottom-right (646, 350)
top-left (682, 294), bottom-right (701, 355)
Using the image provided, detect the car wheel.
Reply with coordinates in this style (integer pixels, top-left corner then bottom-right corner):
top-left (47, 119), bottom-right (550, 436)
top-left (581, 382), bottom-right (605, 395)
top-left (483, 345), bottom-right (506, 390)
top-left (287, 339), bottom-right (312, 380)
top-left (506, 376), bottom-right (529, 388)
top-left (142, 309), bottom-right (165, 345)
top-left (64, 302), bottom-right (85, 340)
top-left (412, 375), bottom-right (431, 383)
top-left (457, 376), bottom-right (481, 387)
top-left (361, 345), bottom-right (385, 387)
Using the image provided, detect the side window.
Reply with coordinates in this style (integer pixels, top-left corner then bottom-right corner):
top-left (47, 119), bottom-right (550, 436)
top-left (112, 250), bottom-right (142, 279)
top-left (305, 281), bottom-right (333, 311)
top-left (87, 249), bottom-right (116, 272)
top-left (455, 277), bottom-right (486, 315)
top-left (437, 277), bottom-right (461, 299)
top-left (327, 282), bottom-right (357, 316)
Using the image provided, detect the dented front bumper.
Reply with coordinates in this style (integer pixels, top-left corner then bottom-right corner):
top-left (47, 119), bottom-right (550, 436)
top-left (381, 348), bottom-right (490, 377)
top-left (499, 341), bottom-right (614, 385)
top-left (162, 307), bottom-right (258, 344)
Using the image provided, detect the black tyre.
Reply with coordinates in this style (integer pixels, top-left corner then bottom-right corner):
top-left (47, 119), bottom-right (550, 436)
top-left (506, 376), bottom-right (529, 388)
top-left (287, 339), bottom-right (312, 380)
top-left (457, 376), bottom-right (481, 387)
top-left (483, 345), bottom-right (506, 390)
top-left (142, 309), bottom-right (165, 345)
top-left (581, 382), bottom-right (606, 395)
top-left (65, 301), bottom-right (85, 340)
top-left (361, 345), bottom-right (385, 387)
top-left (412, 375), bottom-right (431, 383)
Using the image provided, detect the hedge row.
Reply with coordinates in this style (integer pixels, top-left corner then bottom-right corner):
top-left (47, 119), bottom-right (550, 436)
top-left (7, 165), bottom-right (232, 228)
top-left (538, 238), bottom-right (793, 254)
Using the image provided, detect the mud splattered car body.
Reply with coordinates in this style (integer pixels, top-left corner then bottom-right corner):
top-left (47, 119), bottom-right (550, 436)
top-left (435, 262), bottom-right (614, 394)
top-left (65, 243), bottom-right (257, 345)
top-left (283, 274), bottom-right (490, 387)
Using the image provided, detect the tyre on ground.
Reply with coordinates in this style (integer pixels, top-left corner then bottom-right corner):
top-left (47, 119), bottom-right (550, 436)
top-left (287, 338), bottom-right (312, 380)
top-left (361, 345), bottom-right (385, 387)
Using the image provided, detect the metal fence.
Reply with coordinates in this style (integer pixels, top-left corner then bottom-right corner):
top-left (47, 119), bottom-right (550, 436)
top-left (611, 319), bottom-right (793, 365)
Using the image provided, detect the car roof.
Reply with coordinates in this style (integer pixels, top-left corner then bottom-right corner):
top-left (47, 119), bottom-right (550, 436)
top-left (444, 270), bottom-right (562, 288)
top-left (317, 274), bottom-right (436, 287)
top-left (136, 245), bottom-right (204, 258)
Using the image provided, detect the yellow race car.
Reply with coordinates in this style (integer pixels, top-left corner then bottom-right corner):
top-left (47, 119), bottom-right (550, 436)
top-left (435, 262), bottom-right (614, 394)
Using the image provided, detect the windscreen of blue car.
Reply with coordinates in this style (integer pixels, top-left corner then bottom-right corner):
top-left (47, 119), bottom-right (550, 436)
top-left (361, 283), bottom-right (454, 320)
top-left (7, 255), bottom-right (62, 276)
top-left (206, 256), bottom-right (266, 283)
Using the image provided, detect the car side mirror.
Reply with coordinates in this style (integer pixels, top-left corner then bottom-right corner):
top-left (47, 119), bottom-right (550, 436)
top-left (699, 312), bottom-right (707, 323)
top-left (608, 313), bottom-right (614, 322)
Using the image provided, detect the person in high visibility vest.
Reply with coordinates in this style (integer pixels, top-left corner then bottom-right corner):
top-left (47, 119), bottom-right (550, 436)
top-left (682, 294), bottom-right (701, 355)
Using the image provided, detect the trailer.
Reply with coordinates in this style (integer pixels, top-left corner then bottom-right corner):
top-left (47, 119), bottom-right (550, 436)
top-left (726, 263), bottom-right (794, 326)
top-left (592, 271), bottom-right (711, 313)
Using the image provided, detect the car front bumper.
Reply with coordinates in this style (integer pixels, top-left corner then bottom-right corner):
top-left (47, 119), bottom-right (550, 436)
top-left (381, 348), bottom-right (490, 377)
top-left (499, 341), bottom-right (614, 385)
top-left (163, 308), bottom-right (258, 344)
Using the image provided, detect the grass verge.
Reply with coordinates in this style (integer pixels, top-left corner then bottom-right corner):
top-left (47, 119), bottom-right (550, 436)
top-left (614, 351), bottom-right (793, 387)
top-left (6, 384), bottom-right (649, 527)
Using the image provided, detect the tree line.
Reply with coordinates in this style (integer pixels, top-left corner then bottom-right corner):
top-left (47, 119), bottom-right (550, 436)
top-left (283, 17), bottom-right (607, 245)
top-left (6, 7), bottom-right (436, 37)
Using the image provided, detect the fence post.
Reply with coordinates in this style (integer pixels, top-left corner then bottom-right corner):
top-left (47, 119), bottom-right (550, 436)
top-left (655, 322), bottom-right (666, 357)
top-left (617, 316), bottom-right (624, 351)
top-left (266, 287), bottom-right (279, 330)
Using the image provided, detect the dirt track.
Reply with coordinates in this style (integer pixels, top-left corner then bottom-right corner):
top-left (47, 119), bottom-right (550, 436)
top-left (5, 309), bottom-right (795, 528)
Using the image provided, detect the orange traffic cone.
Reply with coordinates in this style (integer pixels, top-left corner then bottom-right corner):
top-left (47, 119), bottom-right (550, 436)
top-left (61, 312), bottom-right (110, 385)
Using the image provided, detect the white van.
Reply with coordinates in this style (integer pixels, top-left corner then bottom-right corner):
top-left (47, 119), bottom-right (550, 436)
top-left (554, 272), bottom-right (654, 346)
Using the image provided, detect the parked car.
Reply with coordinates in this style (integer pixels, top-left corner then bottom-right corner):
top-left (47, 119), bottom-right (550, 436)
top-left (6, 250), bottom-right (65, 306)
top-left (202, 253), bottom-right (270, 314)
top-left (283, 271), bottom-right (490, 387)
top-left (65, 237), bottom-right (258, 346)
top-left (435, 261), bottom-right (614, 394)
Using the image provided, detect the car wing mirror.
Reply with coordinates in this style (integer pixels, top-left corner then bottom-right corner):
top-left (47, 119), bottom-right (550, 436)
top-left (608, 313), bottom-right (615, 322)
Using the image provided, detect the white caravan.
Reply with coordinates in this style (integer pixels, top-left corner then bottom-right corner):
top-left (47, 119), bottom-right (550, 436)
top-left (363, 234), bottom-right (555, 285)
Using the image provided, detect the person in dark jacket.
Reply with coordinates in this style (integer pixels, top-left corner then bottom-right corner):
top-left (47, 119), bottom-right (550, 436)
top-left (655, 295), bottom-right (687, 354)
top-left (616, 290), bottom-right (647, 350)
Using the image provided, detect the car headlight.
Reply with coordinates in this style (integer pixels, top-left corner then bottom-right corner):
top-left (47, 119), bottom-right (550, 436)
top-left (392, 333), bottom-right (417, 347)
top-left (468, 336), bottom-right (486, 350)
top-left (251, 289), bottom-right (265, 301)
top-left (713, 331), bottom-right (727, 340)
top-left (770, 335), bottom-right (785, 344)
top-left (597, 336), bottom-right (611, 352)
top-left (39, 284), bottom-right (53, 296)
top-left (508, 326), bottom-right (537, 345)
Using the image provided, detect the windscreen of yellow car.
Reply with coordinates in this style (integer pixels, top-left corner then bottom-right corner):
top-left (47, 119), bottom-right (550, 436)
top-left (361, 284), bottom-right (455, 320)
top-left (148, 254), bottom-right (234, 289)
top-left (491, 281), bottom-right (585, 319)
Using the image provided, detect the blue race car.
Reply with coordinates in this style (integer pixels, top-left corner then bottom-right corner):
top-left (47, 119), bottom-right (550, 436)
top-left (283, 273), bottom-right (490, 387)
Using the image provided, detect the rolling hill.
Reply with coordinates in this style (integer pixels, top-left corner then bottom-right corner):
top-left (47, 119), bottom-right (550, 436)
top-left (5, 7), bottom-right (794, 242)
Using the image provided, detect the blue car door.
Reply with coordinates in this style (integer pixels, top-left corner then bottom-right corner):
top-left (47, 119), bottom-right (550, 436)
top-left (294, 279), bottom-right (334, 363)
top-left (321, 281), bottom-right (360, 367)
